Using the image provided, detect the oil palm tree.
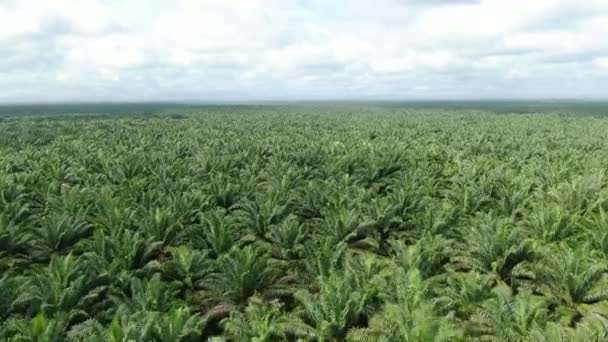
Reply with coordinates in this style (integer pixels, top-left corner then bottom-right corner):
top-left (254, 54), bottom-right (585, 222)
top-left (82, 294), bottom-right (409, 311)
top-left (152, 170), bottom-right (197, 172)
top-left (0, 274), bottom-right (21, 321)
top-left (137, 206), bottom-right (185, 247)
top-left (467, 286), bottom-right (550, 341)
top-left (64, 319), bottom-right (105, 342)
top-left (234, 196), bottom-right (292, 243)
top-left (348, 266), bottom-right (462, 341)
top-left (392, 234), bottom-right (455, 280)
top-left (293, 273), bottom-right (370, 341)
top-left (1, 313), bottom-right (67, 342)
top-left (206, 174), bottom-right (243, 209)
top-left (523, 203), bottom-right (582, 244)
top-left (30, 211), bottom-right (93, 260)
top-left (452, 213), bottom-right (535, 289)
top-left (189, 209), bottom-right (238, 258)
top-left (153, 306), bottom-right (206, 341)
top-left (435, 271), bottom-right (495, 321)
top-left (81, 229), bottom-right (163, 282)
top-left (302, 237), bottom-right (346, 279)
top-left (205, 246), bottom-right (276, 305)
top-left (528, 321), bottom-right (608, 342)
top-left (161, 246), bottom-right (212, 297)
top-left (14, 254), bottom-right (108, 323)
top-left (106, 308), bottom-right (159, 342)
top-left (267, 214), bottom-right (308, 262)
top-left (528, 243), bottom-right (608, 326)
top-left (0, 207), bottom-right (33, 271)
top-left (221, 295), bottom-right (306, 341)
top-left (122, 274), bottom-right (180, 313)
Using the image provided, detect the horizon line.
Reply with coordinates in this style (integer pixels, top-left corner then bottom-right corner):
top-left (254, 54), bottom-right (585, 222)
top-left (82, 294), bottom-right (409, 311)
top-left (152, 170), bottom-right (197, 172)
top-left (1, 98), bottom-right (608, 106)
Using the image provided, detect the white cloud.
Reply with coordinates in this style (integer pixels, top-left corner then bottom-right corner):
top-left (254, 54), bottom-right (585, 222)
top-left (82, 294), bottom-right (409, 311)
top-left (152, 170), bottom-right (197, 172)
top-left (65, 35), bottom-right (145, 68)
top-left (0, 0), bottom-right (607, 101)
top-left (595, 58), bottom-right (608, 70)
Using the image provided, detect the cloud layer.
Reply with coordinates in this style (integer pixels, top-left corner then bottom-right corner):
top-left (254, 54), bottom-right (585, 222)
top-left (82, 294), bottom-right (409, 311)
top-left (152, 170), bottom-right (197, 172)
top-left (0, 0), bottom-right (607, 102)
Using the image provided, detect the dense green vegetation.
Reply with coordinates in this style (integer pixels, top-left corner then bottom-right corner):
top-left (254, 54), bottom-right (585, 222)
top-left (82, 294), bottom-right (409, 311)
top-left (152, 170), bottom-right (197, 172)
top-left (2, 100), bottom-right (608, 117)
top-left (2, 107), bottom-right (608, 341)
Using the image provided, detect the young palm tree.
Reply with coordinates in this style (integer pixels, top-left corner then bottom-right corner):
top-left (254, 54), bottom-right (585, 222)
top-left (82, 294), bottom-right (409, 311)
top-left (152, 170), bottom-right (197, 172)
top-left (122, 274), bottom-right (180, 313)
top-left (90, 189), bottom-right (137, 233)
top-left (64, 319), bottom-right (105, 342)
top-left (452, 213), bottom-right (535, 289)
top-left (353, 153), bottom-right (401, 191)
top-left (435, 271), bottom-right (495, 321)
top-left (153, 306), bottom-right (206, 341)
top-left (442, 171), bottom-right (494, 215)
top-left (81, 229), bottom-right (163, 284)
top-left (528, 321), bottom-right (608, 342)
top-left (0, 274), bottom-right (21, 321)
top-left (302, 237), bottom-right (346, 280)
top-left (523, 203), bottom-right (582, 244)
top-left (292, 180), bottom-right (328, 220)
top-left (189, 209), bottom-right (238, 258)
top-left (1, 313), bottom-right (67, 342)
top-left (106, 308), bottom-right (159, 342)
top-left (30, 211), bottom-right (93, 260)
top-left (14, 254), bottom-right (107, 323)
top-left (579, 207), bottom-right (608, 262)
top-left (0, 212), bottom-right (33, 272)
top-left (348, 266), bottom-right (462, 341)
top-left (204, 246), bottom-right (276, 305)
top-left (467, 286), bottom-right (550, 341)
top-left (234, 196), bottom-right (291, 243)
top-left (545, 174), bottom-right (606, 214)
top-left (221, 295), bottom-right (306, 341)
top-left (392, 234), bottom-right (454, 280)
top-left (320, 207), bottom-right (369, 245)
top-left (137, 206), bottom-right (185, 247)
top-left (350, 197), bottom-right (404, 255)
top-left (161, 246), bottom-right (211, 297)
top-left (0, 182), bottom-right (35, 267)
top-left (293, 273), bottom-right (370, 341)
top-left (206, 174), bottom-right (243, 209)
top-left (408, 200), bottom-right (459, 240)
top-left (529, 243), bottom-right (608, 326)
top-left (267, 214), bottom-right (308, 262)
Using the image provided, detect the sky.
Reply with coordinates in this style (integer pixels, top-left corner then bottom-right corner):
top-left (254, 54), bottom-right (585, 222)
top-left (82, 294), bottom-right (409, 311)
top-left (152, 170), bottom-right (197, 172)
top-left (0, 0), bottom-right (607, 102)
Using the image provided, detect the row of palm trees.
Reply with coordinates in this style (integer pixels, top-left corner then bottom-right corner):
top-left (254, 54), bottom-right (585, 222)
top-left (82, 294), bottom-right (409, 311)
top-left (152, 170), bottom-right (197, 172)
top-left (2, 110), bottom-right (608, 340)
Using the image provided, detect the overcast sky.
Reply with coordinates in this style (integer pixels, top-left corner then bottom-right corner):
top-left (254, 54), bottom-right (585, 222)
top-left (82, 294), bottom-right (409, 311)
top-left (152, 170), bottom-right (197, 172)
top-left (1, 0), bottom-right (607, 102)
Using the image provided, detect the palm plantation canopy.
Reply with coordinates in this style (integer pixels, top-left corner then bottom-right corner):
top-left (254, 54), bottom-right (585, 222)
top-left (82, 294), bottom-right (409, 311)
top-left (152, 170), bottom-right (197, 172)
top-left (2, 107), bottom-right (608, 341)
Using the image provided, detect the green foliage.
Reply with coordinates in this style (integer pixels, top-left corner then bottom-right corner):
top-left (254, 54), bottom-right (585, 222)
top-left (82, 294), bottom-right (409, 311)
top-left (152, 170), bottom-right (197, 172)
top-left (205, 246), bottom-right (276, 305)
top-left (3, 107), bottom-right (608, 340)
